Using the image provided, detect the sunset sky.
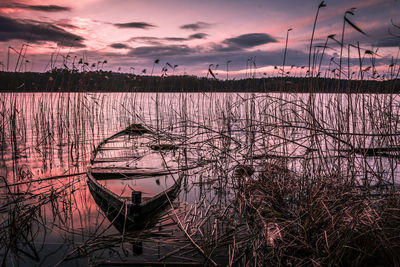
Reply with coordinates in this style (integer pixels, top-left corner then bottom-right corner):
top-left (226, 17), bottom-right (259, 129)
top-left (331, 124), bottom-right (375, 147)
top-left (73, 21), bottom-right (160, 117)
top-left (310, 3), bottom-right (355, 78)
top-left (0, 0), bottom-right (399, 78)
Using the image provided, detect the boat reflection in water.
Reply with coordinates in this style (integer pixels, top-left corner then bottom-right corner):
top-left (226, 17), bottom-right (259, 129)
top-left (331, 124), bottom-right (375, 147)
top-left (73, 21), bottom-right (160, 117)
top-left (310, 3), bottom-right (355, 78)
top-left (87, 124), bottom-right (183, 236)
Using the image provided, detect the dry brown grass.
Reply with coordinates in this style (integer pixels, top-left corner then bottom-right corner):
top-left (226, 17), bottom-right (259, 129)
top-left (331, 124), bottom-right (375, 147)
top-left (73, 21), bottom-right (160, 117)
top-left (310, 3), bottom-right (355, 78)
top-left (237, 161), bottom-right (400, 266)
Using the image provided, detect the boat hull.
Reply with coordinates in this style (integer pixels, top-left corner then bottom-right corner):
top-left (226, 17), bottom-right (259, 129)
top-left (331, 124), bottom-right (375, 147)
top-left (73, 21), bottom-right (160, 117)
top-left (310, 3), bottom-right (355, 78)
top-left (86, 125), bottom-right (183, 232)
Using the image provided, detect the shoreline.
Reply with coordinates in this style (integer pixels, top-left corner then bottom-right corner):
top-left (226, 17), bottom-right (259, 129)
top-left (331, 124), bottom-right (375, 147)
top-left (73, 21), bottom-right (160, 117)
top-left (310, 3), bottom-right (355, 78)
top-left (1, 71), bottom-right (399, 93)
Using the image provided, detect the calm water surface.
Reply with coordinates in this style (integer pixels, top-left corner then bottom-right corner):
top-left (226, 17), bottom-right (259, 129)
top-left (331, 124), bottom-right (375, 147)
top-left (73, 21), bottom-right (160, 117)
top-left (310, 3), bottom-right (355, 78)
top-left (1, 92), bottom-right (399, 265)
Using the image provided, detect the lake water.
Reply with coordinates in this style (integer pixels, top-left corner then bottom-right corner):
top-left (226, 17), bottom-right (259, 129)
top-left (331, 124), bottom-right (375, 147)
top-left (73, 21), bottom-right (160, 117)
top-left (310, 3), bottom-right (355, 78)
top-left (1, 92), bottom-right (399, 266)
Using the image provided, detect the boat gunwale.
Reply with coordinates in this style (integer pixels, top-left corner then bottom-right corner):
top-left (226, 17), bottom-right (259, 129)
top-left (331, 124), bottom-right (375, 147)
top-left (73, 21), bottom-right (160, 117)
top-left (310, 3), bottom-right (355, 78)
top-left (87, 125), bottom-right (183, 210)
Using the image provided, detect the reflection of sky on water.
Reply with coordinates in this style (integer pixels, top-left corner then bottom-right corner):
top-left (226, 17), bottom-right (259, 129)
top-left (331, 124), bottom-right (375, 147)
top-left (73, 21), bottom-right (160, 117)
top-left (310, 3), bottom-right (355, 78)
top-left (1, 92), bottom-right (400, 265)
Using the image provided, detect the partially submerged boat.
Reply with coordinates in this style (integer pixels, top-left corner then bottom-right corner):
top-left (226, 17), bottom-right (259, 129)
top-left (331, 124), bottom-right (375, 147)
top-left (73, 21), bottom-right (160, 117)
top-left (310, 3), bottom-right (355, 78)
top-left (87, 124), bottom-right (183, 231)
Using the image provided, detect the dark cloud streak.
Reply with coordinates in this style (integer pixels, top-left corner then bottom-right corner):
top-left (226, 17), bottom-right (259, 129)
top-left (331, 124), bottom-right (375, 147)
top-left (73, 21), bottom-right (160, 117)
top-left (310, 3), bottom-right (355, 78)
top-left (373, 36), bottom-right (400, 48)
top-left (122, 32), bottom-right (281, 68)
top-left (180, 21), bottom-right (212, 31)
top-left (0, 3), bottom-right (71, 12)
top-left (114, 22), bottom-right (156, 29)
top-left (128, 36), bottom-right (161, 45)
top-left (223, 33), bottom-right (277, 48)
top-left (110, 43), bottom-right (130, 49)
top-left (165, 37), bottom-right (187, 42)
top-left (189, 33), bottom-right (208, 39)
top-left (0, 15), bottom-right (85, 47)
top-left (208, 33), bottom-right (277, 53)
top-left (128, 32), bottom-right (208, 45)
top-left (128, 45), bottom-right (194, 58)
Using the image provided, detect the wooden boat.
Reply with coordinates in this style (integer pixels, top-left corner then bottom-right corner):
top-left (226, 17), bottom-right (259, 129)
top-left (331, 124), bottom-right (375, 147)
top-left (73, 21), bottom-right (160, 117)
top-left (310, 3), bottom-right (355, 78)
top-left (87, 124), bottom-right (183, 231)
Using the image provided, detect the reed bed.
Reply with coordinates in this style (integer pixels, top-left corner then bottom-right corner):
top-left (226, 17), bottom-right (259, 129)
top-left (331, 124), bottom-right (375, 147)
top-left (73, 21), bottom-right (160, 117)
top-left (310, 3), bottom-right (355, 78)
top-left (1, 90), bottom-right (400, 265)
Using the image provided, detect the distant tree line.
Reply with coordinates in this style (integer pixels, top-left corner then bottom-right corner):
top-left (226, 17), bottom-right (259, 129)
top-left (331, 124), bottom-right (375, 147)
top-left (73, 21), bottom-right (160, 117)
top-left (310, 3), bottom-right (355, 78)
top-left (0, 70), bottom-right (399, 93)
